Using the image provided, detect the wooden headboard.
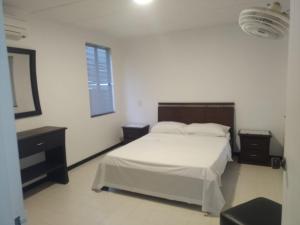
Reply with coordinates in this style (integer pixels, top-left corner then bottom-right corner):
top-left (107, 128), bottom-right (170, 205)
top-left (158, 102), bottom-right (235, 149)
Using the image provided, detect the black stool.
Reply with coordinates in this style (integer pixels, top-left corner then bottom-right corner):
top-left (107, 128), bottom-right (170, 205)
top-left (220, 197), bottom-right (282, 225)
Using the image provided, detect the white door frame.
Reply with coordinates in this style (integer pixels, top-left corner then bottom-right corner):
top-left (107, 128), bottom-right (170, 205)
top-left (282, 1), bottom-right (300, 224)
top-left (0, 1), bottom-right (26, 225)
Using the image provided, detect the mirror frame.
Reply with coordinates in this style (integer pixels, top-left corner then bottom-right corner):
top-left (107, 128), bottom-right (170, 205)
top-left (7, 47), bottom-right (42, 119)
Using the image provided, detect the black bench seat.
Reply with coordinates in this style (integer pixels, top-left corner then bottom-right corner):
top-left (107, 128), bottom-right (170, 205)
top-left (220, 197), bottom-right (282, 225)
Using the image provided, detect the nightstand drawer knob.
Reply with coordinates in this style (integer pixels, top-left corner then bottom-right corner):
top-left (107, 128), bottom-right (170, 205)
top-left (250, 154), bottom-right (257, 157)
top-left (251, 143), bottom-right (259, 146)
top-left (36, 142), bottom-right (44, 146)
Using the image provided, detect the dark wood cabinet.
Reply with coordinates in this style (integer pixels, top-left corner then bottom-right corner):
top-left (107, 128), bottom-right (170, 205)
top-left (122, 125), bottom-right (150, 144)
top-left (239, 130), bottom-right (272, 166)
top-left (18, 126), bottom-right (69, 187)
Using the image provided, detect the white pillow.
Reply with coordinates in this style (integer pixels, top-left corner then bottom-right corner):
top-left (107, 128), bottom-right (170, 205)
top-left (207, 123), bottom-right (230, 132)
top-left (183, 123), bottom-right (229, 137)
top-left (151, 121), bottom-right (186, 134)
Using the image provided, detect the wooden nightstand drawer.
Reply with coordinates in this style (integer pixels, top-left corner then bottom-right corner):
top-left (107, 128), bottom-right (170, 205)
top-left (243, 138), bottom-right (268, 150)
top-left (123, 128), bottom-right (146, 139)
top-left (241, 149), bottom-right (269, 164)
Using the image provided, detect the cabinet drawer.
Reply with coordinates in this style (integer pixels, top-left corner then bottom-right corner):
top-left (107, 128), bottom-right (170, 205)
top-left (18, 131), bottom-right (65, 158)
top-left (241, 149), bottom-right (269, 165)
top-left (123, 127), bottom-right (149, 139)
top-left (242, 138), bottom-right (269, 151)
top-left (123, 130), bottom-right (142, 139)
top-left (242, 148), bottom-right (268, 159)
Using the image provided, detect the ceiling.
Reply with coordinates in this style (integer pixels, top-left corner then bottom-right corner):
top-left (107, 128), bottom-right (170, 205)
top-left (3, 0), bottom-right (290, 38)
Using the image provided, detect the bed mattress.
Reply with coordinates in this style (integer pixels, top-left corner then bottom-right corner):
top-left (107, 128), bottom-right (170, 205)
top-left (92, 133), bottom-right (232, 215)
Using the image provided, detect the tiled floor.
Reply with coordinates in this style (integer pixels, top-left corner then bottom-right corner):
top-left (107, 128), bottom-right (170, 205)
top-left (24, 157), bottom-right (282, 225)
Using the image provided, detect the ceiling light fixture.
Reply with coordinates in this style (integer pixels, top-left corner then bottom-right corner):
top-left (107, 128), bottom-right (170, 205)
top-left (133, 0), bottom-right (153, 5)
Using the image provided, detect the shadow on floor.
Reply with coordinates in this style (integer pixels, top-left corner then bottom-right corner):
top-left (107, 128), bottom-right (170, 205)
top-left (105, 187), bottom-right (203, 212)
top-left (23, 181), bottom-right (54, 199)
top-left (221, 161), bottom-right (241, 210)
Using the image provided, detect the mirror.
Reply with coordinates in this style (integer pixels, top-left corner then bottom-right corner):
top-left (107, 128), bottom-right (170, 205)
top-left (7, 47), bottom-right (42, 119)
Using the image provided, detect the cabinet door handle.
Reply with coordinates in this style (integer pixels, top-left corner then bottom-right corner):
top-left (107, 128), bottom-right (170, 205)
top-left (36, 142), bottom-right (44, 146)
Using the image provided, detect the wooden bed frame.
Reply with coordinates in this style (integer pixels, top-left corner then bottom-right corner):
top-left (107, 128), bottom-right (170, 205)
top-left (158, 102), bottom-right (235, 150)
top-left (98, 102), bottom-right (235, 213)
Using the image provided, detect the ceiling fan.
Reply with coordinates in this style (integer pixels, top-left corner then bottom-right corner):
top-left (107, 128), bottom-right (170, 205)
top-left (239, 2), bottom-right (289, 39)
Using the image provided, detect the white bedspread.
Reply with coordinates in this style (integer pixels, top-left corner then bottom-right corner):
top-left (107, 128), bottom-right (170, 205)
top-left (92, 133), bottom-right (232, 215)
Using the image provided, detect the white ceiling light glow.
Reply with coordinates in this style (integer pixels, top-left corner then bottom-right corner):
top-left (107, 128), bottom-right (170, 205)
top-left (133, 0), bottom-right (153, 5)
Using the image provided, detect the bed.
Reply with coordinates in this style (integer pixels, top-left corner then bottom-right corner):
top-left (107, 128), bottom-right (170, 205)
top-left (92, 103), bottom-right (235, 215)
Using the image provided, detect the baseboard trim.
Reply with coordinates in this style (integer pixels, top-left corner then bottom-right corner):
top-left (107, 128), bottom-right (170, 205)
top-left (68, 142), bottom-right (123, 171)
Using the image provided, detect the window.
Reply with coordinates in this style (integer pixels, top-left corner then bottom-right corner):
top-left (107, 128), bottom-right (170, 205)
top-left (86, 43), bottom-right (115, 117)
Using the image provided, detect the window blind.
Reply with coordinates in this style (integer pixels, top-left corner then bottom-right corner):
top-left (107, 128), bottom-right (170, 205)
top-left (86, 44), bottom-right (115, 117)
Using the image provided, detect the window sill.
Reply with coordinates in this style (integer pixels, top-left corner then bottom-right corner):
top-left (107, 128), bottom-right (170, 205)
top-left (91, 111), bottom-right (115, 118)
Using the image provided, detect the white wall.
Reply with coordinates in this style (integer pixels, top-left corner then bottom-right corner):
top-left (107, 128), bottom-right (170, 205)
top-left (7, 19), bottom-right (126, 166)
top-left (121, 24), bottom-right (288, 155)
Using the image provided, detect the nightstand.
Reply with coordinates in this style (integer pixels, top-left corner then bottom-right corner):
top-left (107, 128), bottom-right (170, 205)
top-left (122, 124), bottom-right (150, 144)
top-left (239, 130), bottom-right (272, 166)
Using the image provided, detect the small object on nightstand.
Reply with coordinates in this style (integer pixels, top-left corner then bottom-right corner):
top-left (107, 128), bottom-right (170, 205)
top-left (239, 129), bottom-right (272, 166)
top-left (271, 157), bottom-right (286, 170)
top-left (122, 124), bottom-right (150, 144)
